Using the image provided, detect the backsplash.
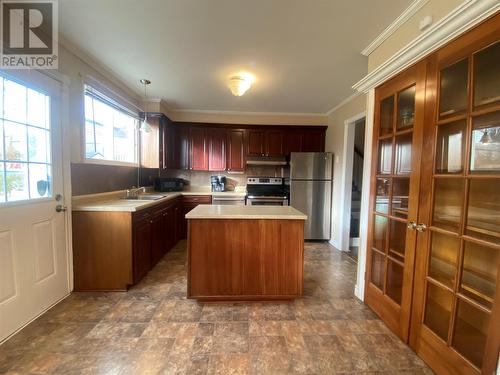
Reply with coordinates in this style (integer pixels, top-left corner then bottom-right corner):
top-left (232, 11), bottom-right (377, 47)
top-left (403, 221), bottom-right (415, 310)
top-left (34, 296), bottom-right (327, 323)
top-left (161, 166), bottom-right (288, 190)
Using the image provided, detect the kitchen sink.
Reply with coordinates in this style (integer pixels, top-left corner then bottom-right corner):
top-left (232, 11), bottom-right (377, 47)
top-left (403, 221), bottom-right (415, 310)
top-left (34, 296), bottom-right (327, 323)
top-left (120, 194), bottom-right (166, 201)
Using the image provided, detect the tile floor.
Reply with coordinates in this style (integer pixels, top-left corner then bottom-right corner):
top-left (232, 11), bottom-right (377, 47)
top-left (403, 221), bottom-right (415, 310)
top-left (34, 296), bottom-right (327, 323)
top-left (0, 241), bottom-right (432, 374)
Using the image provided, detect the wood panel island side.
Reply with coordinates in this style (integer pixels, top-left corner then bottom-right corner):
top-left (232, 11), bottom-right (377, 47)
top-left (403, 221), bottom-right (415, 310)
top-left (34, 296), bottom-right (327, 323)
top-left (186, 205), bottom-right (307, 301)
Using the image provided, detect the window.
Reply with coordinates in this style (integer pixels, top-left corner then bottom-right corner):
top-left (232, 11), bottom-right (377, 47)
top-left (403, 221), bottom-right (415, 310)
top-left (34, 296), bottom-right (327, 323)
top-left (84, 85), bottom-right (138, 164)
top-left (1, 76), bottom-right (52, 203)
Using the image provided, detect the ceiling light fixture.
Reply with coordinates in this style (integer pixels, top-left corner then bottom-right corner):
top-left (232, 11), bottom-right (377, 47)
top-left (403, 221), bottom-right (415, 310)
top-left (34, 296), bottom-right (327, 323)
top-left (228, 75), bottom-right (252, 97)
top-left (140, 78), bottom-right (152, 133)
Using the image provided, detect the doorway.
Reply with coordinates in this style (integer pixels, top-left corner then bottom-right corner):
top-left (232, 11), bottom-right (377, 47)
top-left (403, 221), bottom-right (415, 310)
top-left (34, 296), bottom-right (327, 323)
top-left (339, 112), bottom-right (366, 261)
top-left (348, 119), bottom-right (365, 260)
top-left (0, 70), bottom-right (71, 342)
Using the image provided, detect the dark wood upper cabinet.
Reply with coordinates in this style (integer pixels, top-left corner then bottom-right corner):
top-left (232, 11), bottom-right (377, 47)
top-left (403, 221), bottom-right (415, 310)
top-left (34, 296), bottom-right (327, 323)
top-left (302, 129), bottom-right (325, 152)
top-left (171, 125), bottom-right (190, 170)
top-left (247, 130), bottom-right (265, 156)
top-left (266, 130), bottom-right (286, 156)
top-left (208, 128), bottom-right (226, 171)
top-left (189, 126), bottom-right (208, 170)
top-left (285, 130), bottom-right (303, 154)
top-left (227, 129), bottom-right (245, 172)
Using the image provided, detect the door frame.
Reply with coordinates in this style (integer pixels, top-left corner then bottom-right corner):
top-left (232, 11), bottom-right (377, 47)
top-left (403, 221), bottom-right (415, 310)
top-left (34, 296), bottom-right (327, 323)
top-left (0, 68), bottom-right (73, 344)
top-left (338, 111), bottom-right (365, 253)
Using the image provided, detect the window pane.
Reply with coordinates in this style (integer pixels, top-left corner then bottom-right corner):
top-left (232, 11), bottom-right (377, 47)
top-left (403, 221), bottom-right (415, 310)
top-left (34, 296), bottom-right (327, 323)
top-left (4, 121), bottom-right (27, 161)
top-left (435, 121), bottom-right (466, 174)
top-left (373, 215), bottom-right (388, 252)
top-left (28, 163), bottom-right (51, 199)
top-left (424, 283), bottom-right (453, 341)
top-left (386, 259), bottom-right (403, 305)
top-left (432, 178), bottom-right (464, 233)
top-left (0, 121), bottom-right (4, 160)
top-left (470, 111), bottom-right (500, 173)
top-left (4, 79), bottom-right (27, 123)
top-left (375, 178), bottom-right (390, 214)
top-left (460, 241), bottom-right (499, 309)
top-left (439, 58), bottom-right (468, 117)
top-left (27, 88), bottom-right (49, 128)
top-left (378, 139), bottom-right (392, 174)
top-left (380, 96), bottom-right (394, 136)
top-left (0, 163), bottom-right (5, 202)
top-left (428, 231), bottom-right (459, 288)
top-left (0, 78), bottom-right (3, 120)
top-left (466, 179), bottom-right (500, 244)
top-left (6, 161), bottom-right (29, 201)
top-left (452, 300), bottom-right (490, 369)
top-left (370, 251), bottom-right (385, 290)
top-left (474, 41), bottom-right (500, 108)
top-left (397, 85), bottom-right (415, 129)
top-left (391, 178), bottom-right (409, 219)
top-left (28, 127), bottom-right (50, 163)
top-left (389, 220), bottom-right (406, 262)
top-left (84, 92), bottom-right (137, 164)
top-left (394, 132), bottom-right (412, 174)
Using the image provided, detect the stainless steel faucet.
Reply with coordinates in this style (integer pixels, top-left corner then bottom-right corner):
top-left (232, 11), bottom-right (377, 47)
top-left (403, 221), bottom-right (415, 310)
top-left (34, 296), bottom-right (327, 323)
top-left (125, 186), bottom-right (146, 199)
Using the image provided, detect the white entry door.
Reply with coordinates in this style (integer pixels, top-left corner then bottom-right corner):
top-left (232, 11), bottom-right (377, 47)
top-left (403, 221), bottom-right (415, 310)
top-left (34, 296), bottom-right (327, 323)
top-left (0, 70), bottom-right (70, 342)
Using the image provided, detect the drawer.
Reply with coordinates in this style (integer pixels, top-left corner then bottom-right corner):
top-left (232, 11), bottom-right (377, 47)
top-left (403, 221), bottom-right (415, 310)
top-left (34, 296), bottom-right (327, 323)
top-left (182, 195), bottom-right (212, 204)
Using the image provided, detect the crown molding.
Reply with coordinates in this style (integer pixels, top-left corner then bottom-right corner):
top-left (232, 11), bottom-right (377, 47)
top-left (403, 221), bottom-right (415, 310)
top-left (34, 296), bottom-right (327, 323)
top-left (361, 0), bottom-right (430, 56)
top-left (170, 108), bottom-right (327, 118)
top-left (354, 0), bottom-right (499, 93)
top-left (59, 36), bottom-right (142, 102)
top-left (325, 92), bottom-right (362, 116)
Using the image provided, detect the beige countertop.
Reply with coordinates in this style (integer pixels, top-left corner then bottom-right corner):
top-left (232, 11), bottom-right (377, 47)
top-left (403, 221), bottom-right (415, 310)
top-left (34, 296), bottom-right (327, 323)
top-left (185, 205), bottom-right (307, 220)
top-left (72, 187), bottom-right (246, 212)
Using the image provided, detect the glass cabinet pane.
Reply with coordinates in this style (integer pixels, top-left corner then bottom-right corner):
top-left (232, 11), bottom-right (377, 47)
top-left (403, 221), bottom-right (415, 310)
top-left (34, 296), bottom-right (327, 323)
top-left (452, 300), bottom-right (490, 369)
top-left (386, 259), bottom-right (404, 305)
top-left (397, 86), bottom-right (416, 129)
top-left (460, 241), bottom-right (499, 309)
top-left (474, 42), bottom-right (500, 108)
top-left (391, 178), bottom-right (409, 218)
top-left (435, 121), bottom-right (466, 174)
top-left (439, 58), bottom-right (469, 117)
top-left (373, 215), bottom-right (388, 252)
top-left (470, 111), bottom-right (500, 173)
top-left (375, 178), bottom-right (390, 214)
top-left (389, 220), bottom-right (407, 261)
top-left (424, 283), bottom-right (453, 341)
top-left (394, 133), bottom-right (412, 174)
top-left (432, 178), bottom-right (464, 233)
top-left (428, 232), bottom-right (460, 288)
top-left (466, 179), bottom-right (500, 244)
top-left (378, 139), bottom-right (393, 174)
top-left (371, 250), bottom-right (385, 290)
top-left (380, 96), bottom-right (394, 136)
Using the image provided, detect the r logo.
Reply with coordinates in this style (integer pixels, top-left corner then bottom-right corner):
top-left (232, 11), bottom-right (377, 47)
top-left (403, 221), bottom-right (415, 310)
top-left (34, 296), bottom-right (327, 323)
top-left (2, 1), bottom-right (53, 54)
top-left (0, 0), bottom-right (58, 68)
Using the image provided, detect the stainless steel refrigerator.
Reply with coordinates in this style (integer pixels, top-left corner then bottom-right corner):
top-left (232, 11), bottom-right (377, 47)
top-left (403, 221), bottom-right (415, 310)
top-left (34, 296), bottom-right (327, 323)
top-left (290, 152), bottom-right (333, 240)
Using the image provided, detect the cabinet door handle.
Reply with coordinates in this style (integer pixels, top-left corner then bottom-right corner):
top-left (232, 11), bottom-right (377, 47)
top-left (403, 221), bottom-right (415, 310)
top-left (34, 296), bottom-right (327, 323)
top-left (407, 221), bottom-right (417, 230)
top-left (416, 223), bottom-right (427, 233)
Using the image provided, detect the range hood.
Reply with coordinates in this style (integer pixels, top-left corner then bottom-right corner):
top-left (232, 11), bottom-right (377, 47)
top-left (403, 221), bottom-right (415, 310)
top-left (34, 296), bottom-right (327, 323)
top-left (246, 156), bottom-right (288, 166)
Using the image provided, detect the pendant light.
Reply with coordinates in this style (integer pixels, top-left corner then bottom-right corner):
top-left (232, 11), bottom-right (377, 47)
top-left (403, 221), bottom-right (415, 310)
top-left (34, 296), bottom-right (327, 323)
top-left (140, 79), bottom-right (152, 133)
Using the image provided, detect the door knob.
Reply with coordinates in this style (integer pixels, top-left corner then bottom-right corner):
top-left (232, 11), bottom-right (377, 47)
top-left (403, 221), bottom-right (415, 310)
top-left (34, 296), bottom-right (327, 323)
top-left (55, 205), bottom-right (67, 213)
top-left (407, 221), bottom-right (417, 230)
top-left (416, 223), bottom-right (427, 233)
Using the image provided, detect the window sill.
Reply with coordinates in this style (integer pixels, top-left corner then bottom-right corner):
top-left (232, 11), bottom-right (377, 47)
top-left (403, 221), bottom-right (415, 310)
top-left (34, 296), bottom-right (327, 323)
top-left (83, 158), bottom-right (138, 168)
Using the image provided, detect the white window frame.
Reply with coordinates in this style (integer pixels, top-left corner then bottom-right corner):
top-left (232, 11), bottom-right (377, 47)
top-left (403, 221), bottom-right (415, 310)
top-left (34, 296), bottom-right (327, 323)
top-left (82, 84), bottom-right (139, 167)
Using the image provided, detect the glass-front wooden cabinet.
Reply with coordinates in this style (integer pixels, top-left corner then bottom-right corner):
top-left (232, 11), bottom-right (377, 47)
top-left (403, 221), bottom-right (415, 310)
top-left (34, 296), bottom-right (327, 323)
top-left (365, 62), bottom-right (426, 341)
top-left (366, 14), bottom-right (500, 375)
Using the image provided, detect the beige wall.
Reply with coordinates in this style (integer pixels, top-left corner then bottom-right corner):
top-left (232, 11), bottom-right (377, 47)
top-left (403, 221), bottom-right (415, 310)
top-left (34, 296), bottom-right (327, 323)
top-left (325, 94), bottom-right (366, 248)
top-left (368, 0), bottom-right (464, 72)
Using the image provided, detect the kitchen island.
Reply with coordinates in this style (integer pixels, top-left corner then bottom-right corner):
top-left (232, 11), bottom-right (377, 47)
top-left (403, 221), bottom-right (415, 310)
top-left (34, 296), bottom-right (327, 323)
top-left (186, 205), bottom-right (307, 301)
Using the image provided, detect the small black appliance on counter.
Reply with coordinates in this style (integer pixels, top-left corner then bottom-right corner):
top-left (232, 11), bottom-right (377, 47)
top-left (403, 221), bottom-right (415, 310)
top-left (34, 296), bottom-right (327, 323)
top-left (154, 177), bottom-right (184, 192)
top-left (211, 175), bottom-right (226, 192)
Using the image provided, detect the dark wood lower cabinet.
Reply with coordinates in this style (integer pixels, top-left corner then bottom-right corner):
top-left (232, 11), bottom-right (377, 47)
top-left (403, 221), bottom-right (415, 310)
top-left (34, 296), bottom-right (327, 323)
top-left (73, 196), bottom-right (183, 291)
top-left (181, 195), bottom-right (212, 239)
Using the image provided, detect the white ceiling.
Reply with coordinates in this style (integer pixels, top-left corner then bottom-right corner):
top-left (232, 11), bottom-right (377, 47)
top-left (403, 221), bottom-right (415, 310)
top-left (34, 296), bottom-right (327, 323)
top-left (59, 0), bottom-right (412, 114)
